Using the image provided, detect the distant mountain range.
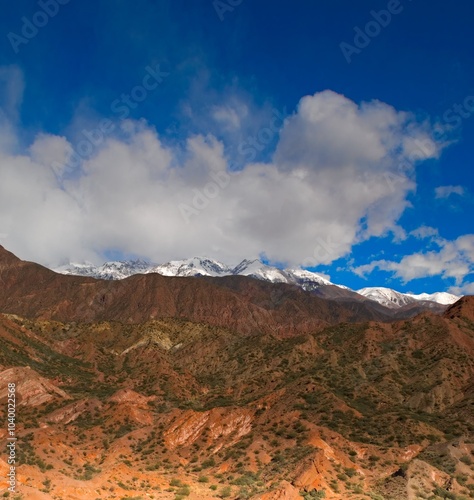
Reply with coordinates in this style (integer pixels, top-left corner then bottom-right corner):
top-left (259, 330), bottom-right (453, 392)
top-left (54, 257), bottom-right (461, 309)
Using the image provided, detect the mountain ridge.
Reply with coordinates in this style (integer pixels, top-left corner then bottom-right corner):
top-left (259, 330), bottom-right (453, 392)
top-left (0, 246), bottom-right (399, 334)
top-left (54, 256), bottom-right (461, 309)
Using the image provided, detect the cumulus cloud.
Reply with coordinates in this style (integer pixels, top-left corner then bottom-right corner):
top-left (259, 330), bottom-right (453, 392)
top-left (29, 134), bottom-right (73, 180)
top-left (435, 185), bottom-right (465, 199)
top-left (0, 87), bottom-right (446, 268)
top-left (450, 281), bottom-right (474, 296)
top-left (353, 234), bottom-right (474, 286)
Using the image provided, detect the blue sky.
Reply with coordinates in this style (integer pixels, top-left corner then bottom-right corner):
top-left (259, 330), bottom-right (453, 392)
top-left (0, 0), bottom-right (473, 294)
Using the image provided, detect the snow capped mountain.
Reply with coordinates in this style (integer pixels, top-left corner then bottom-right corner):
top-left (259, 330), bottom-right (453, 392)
top-left (157, 258), bottom-right (347, 292)
top-left (357, 287), bottom-right (460, 309)
top-left (357, 287), bottom-right (419, 309)
top-left (55, 257), bottom-right (462, 309)
top-left (55, 257), bottom-right (341, 290)
top-left (151, 257), bottom-right (231, 277)
top-left (229, 260), bottom-right (343, 291)
top-left (287, 268), bottom-right (333, 286)
top-left (55, 260), bottom-right (152, 280)
top-left (232, 259), bottom-right (289, 283)
top-left (406, 292), bottom-right (461, 306)
top-left (54, 262), bottom-right (97, 278)
top-left (287, 268), bottom-right (352, 291)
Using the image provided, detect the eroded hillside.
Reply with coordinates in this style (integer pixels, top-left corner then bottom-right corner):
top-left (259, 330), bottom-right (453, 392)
top-left (0, 298), bottom-right (473, 499)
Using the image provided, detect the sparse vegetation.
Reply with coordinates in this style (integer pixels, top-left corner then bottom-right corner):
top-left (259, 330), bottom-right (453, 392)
top-left (1, 296), bottom-right (473, 499)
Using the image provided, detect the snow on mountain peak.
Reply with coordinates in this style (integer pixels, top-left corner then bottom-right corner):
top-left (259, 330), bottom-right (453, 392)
top-left (406, 291), bottom-right (461, 306)
top-left (287, 268), bottom-right (351, 289)
top-left (55, 259), bottom-right (153, 280)
top-left (152, 257), bottom-right (230, 277)
top-left (232, 259), bottom-right (289, 283)
top-left (357, 287), bottom-right (416, 309)
top-left (54, 257), bottom-right (462, 308)
top-left (357, 287), bottom-right (461, 309)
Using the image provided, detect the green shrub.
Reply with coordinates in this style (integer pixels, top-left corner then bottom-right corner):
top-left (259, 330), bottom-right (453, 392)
top-left (220, 486), bottom-right (232, 498)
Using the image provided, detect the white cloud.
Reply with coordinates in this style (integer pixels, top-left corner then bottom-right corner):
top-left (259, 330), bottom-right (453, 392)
top-left (449, 281), bottom-right (474, 296)
top-left (211, 104), bottom-right (247, 131)
top-left (410, 225), bottom-right (439, 240)
top-left (29, 134), bottom-right (73, 179)
top-left (177, 71), bottom-right (286, 170)
top-left (354, 234), bottom-right (474, 285)
top-left (391, 225), bottom-right (408, 243)
top-left (0, 89), bottom-right (446, 268)
top-left (435, 185), bottom-right (465, 199)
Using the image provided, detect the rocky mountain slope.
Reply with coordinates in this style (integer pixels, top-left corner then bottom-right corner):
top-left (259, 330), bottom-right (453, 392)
top-left (0, 300), bottom-right (473, 499)
top-left (0, 246), bottom-right (414, 333)
top-left (0, 246), bottom-right (472, 499)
